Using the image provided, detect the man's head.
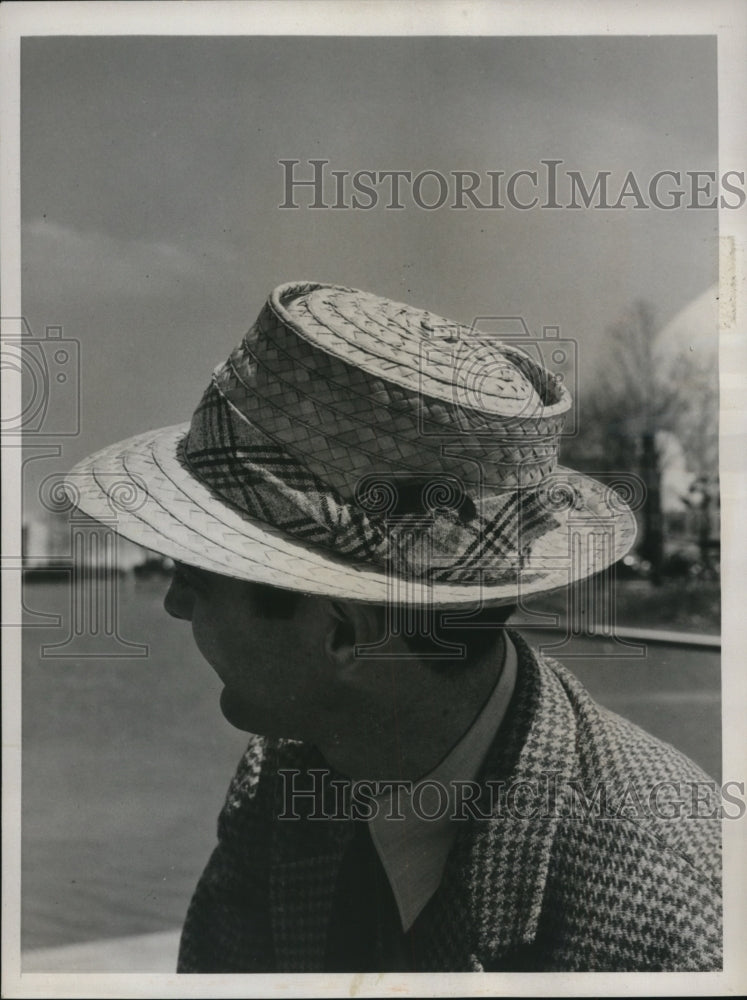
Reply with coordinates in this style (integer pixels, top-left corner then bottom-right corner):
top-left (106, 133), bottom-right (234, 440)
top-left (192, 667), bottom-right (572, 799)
top-left (66, 281), bottom-right (636, 764)
top-left (164, 559), bottom-right (515, 743)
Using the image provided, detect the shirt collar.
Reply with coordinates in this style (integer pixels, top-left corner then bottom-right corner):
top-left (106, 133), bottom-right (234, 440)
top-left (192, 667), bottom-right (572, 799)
top-left (368, 632), bottom-right (518, 931)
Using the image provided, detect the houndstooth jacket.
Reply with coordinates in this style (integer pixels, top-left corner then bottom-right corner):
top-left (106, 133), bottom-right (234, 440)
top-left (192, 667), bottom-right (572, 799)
top-left (177, 630), bottom-right (722, 973)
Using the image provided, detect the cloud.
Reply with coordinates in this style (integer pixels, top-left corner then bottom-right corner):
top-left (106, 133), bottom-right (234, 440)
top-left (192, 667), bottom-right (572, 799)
top-left (22, 218), bottom-right (239, 304)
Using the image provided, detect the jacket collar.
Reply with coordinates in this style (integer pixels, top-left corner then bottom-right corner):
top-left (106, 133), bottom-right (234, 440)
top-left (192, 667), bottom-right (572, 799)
top-left (267, 629), bottom-right (577, 971)
top-left (414, 629), bottom-right (578, 968)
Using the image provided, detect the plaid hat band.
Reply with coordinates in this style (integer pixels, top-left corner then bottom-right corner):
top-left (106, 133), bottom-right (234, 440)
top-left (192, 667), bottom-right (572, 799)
top-left (181, 376), bottom-right (560, 585)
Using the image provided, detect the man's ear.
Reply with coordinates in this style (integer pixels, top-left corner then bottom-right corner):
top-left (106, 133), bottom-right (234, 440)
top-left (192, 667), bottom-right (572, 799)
top-left (322, 600), bottom-right (382, 676)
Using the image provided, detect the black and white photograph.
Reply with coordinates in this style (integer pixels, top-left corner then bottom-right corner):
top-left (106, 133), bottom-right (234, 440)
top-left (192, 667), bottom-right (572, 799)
top-left (2, 1), bottom-right (746, 996)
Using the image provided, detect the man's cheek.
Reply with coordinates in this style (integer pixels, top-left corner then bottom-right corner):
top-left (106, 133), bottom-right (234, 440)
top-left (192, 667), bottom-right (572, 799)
top-left (190, 618), bottom-right (227, 678)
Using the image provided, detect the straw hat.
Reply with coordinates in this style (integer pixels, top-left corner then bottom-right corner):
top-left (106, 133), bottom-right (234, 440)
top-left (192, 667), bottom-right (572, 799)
top-left (65, 281), bottom-right (637, 607)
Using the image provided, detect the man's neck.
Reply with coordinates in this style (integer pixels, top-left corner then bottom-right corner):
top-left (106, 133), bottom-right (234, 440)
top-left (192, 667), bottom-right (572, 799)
top-left (316, 632), bottom-right (507, 782)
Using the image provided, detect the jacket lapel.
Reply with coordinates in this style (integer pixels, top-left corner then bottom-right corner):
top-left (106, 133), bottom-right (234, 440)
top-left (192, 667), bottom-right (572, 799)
top-left (414, 631), bottom-right (578, 970)
top-left (268, 742), bottom-right (352, 971)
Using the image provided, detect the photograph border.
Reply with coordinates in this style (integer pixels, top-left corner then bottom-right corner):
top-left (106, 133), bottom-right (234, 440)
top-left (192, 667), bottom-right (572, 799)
top-left (2, 2), bottom-right (745, 997)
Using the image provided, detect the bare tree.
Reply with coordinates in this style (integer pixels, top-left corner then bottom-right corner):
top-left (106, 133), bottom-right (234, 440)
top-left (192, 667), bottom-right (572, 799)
top-left (565, 298), bottom-right (718, 584)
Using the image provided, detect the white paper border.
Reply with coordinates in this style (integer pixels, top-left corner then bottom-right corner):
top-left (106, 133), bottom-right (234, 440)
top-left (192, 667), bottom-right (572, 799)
top-left (2, 1), bottom-right (745, 997)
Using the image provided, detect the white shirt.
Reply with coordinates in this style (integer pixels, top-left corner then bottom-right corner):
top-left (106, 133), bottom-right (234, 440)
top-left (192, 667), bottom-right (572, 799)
top-left (368, 633), bottom-right (518, 931)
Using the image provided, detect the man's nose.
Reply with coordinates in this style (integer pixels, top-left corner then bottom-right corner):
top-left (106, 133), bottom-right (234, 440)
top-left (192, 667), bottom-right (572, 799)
top-left (163, 574), bottom-right (194, 621)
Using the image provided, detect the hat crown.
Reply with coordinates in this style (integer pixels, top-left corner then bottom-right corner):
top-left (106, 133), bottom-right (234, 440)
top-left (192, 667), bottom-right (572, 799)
top-left (209, 282), bottom-right (571, 498)
top-left (272, 282), bottom-right (568, 417)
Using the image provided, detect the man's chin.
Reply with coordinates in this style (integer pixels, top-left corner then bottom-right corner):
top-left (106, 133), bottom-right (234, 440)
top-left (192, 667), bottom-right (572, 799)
top-left (219, 687), bottom-right (304, 740)
top-left (219, 687), bottom-right (260, 733)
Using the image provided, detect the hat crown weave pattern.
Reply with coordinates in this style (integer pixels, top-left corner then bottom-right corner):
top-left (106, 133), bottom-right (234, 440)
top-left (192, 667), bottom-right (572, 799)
top-left (196, 282), bottom-right (572, 498)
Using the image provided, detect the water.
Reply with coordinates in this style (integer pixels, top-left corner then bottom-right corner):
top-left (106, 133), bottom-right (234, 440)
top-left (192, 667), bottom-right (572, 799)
top-left (21, 578), bottom-right (249, 952)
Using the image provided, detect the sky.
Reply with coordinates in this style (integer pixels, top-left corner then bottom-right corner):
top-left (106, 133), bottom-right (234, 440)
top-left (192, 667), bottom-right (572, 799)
top-left (19, 35), bottom-right (718, 510)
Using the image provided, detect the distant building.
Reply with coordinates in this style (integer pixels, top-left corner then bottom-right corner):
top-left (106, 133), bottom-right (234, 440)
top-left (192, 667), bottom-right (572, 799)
top-left (22, 509), bottom-right (167, 573)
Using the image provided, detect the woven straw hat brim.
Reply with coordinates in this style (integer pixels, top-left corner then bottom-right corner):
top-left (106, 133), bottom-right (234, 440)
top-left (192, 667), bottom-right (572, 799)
top-left (65, 424), bottom-right (637, 608)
